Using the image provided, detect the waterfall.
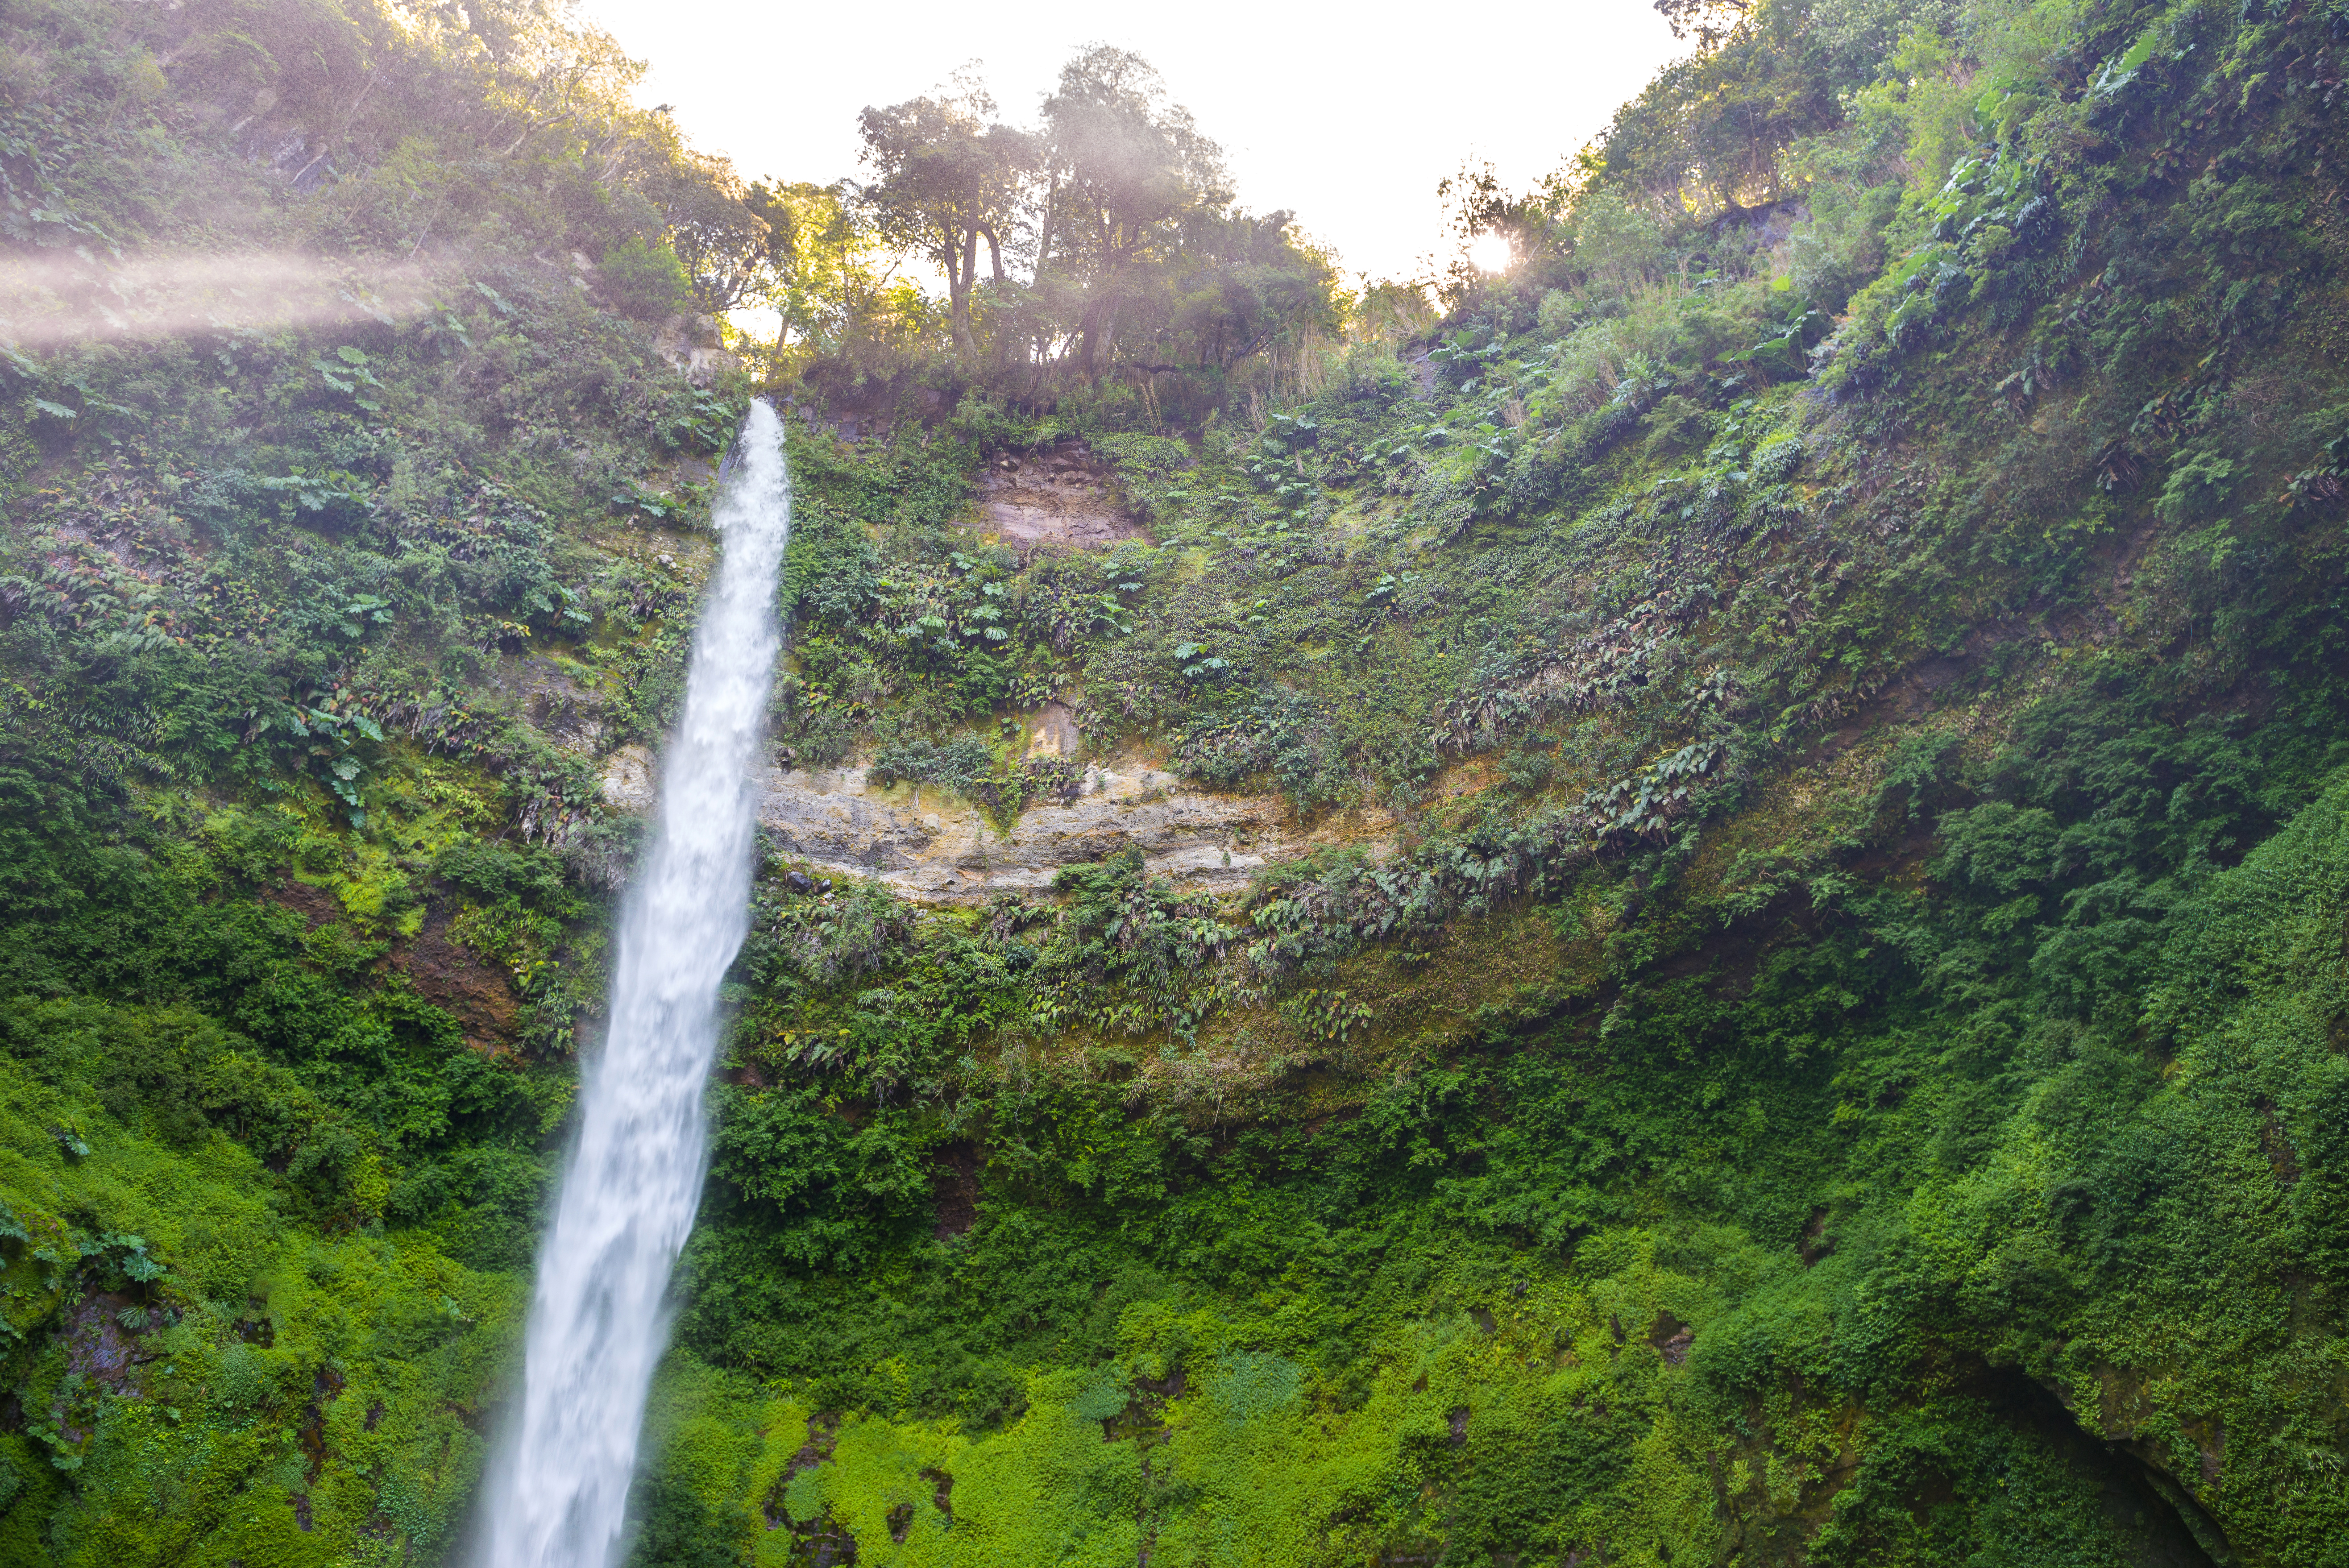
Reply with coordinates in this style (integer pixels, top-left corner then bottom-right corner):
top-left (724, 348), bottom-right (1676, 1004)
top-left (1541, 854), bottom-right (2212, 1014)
top-left (481, 399), bottom-right (791, 1568)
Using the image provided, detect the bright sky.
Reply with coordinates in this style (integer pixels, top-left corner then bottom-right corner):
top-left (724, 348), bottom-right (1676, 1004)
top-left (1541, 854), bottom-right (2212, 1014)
top-left (580, 0), bottom-right (1688, 287)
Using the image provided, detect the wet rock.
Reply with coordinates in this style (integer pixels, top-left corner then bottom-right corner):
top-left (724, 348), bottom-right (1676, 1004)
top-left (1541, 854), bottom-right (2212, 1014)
top-left (62, 1293), bottom-right (148, 1397)
top-left (601, 744), bottom-right (656, 812)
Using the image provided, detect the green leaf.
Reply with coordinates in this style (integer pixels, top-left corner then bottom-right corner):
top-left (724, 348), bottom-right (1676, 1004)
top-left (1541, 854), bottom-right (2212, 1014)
top-left (2096, 26), bottom-right (2165, 94)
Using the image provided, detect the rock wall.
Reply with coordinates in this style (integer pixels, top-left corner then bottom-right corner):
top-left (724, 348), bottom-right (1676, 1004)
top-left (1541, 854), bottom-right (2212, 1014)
top-left (601, 739), bottom-right (1395, 903)
top-left (974, 441), bottom-right (1149, 552)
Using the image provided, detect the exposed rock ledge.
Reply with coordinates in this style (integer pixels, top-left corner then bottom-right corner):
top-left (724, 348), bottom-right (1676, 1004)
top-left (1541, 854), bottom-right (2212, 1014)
top-left (600, 743), bottom-right (1394, 903)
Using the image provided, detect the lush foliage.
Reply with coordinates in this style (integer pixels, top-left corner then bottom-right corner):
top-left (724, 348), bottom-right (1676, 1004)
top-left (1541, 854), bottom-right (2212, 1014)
top-left (755, 47), bottom-right (1347, 423)
top-left (6, 0), bottom-right (2349, 1562)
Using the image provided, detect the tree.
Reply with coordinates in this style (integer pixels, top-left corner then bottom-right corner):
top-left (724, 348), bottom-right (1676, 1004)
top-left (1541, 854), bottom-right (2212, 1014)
top-left (1436, 160), bottom-right (1565, 301)
top-left (1603, 2), bottom-right (1862, 215)
top-left (746, 46), bottom-right (1335, 407)
top-left (747, 179), bottom-right (935, 384)
top-left (656, 149), bottom-right (777, 312)
top-left (1653, 0), bottom-right (1751, 51)
top-left (858, 71), bottom-right (1033, 369)
top-left (1152, 209), bottom-right (1338, 373)
top-left (1035, 47), bottom-right (1228, 381)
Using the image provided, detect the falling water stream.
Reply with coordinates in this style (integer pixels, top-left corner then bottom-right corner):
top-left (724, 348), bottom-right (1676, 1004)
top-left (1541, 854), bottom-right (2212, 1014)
top-left (481, 399), bottom-right (791, 1568)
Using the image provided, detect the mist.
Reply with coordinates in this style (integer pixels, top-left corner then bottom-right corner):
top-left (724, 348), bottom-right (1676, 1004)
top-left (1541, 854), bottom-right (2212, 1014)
top-left (0, 249), bottom-right (455, 349)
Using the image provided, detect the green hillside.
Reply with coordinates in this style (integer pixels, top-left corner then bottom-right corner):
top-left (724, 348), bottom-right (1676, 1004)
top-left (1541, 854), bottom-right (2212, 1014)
top-left (3, 0), bottom-right (2348, 1562)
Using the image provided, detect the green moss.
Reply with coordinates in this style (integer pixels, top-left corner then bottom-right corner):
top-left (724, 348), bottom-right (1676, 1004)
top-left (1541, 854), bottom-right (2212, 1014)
top-left (10, 0), bottom-right (2349, 1559)
top-left (0, 1054), bottom-right (517, 1567)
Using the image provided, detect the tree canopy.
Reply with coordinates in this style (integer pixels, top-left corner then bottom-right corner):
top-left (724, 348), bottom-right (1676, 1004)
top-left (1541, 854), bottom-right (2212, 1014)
top-left (742, 47), bottom-right (1343, 417)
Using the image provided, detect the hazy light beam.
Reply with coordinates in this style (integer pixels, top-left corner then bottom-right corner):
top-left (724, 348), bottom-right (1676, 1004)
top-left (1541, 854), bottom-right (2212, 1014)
top-left (0, 251), bottom-right (446, 349)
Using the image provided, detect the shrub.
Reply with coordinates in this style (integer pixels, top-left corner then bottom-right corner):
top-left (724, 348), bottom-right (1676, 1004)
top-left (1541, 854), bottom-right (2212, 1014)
top-left (602, 237), bottom-right (695, 320)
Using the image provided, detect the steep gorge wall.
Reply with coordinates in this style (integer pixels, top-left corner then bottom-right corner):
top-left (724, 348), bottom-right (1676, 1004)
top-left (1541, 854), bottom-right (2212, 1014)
top-left (5, 0), bottom-right (2349, 1565)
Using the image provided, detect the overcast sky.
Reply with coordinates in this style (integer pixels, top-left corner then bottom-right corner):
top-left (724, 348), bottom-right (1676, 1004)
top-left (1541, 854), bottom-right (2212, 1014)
top-left (580, 0), bottom-right (1689, 286)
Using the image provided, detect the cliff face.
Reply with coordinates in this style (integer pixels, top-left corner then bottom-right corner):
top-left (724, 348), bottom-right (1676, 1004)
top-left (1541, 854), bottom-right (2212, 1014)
top-left (5, 0), bottom-right (2349, 1563)
top-left (599, 738), bottom-right (1393, 901)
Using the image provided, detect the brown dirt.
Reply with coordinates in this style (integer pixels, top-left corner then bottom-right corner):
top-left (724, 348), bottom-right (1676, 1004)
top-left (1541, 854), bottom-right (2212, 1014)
top-left (765, 1415), bottom-right (860, 1560)
top-left (974, 442), bottom-right (1147, 552)
top-left (393, 904), bottom-right (519, 1055)
top-left (300, 1364), bottom-right (344, 1485)
top-left (931, 1142), bottom-right (981, 1240)
top-left (1799, 1205), bottom-right (1836, 1266)
top-left (60, 1293), bottom-right (151, 1400)
top-left (263, 884), bottom-right (517, 1054)
top-left (264, 877), bottom-right (343, 927)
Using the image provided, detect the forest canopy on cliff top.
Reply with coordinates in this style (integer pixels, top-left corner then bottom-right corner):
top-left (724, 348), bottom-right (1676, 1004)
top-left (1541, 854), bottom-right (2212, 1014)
top-left (3, 0), bottom-right (2349, 1564)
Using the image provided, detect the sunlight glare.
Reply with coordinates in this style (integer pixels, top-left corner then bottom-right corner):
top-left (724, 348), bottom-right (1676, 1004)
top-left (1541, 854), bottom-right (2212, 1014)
top-left (1468, 232), bottom-right (1514, 274)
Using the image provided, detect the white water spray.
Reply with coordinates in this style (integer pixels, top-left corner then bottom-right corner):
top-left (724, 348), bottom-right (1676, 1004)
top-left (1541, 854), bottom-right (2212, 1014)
top-left (482, 400), bottom-right (791, 1568)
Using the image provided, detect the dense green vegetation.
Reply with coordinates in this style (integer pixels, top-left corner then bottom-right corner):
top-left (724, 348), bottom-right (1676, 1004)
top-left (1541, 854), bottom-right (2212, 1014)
top-left (6, 0), bottom-right (2349, 1561)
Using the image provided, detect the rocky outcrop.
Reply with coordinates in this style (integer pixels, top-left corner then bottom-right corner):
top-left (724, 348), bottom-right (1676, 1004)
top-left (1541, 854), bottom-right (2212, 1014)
top-left (757, 758), bottom-right (1267, 899)
top-left (654, 312), bottom-right (741, 386)
top-left (486, 654), bottom-right (607, 753)
top-left (975, 442), bottom-right (1147, 552)
top-left (602, 743), bottom-right (657, 813)
top-left (600, 739), bottom-right (1395, 903)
